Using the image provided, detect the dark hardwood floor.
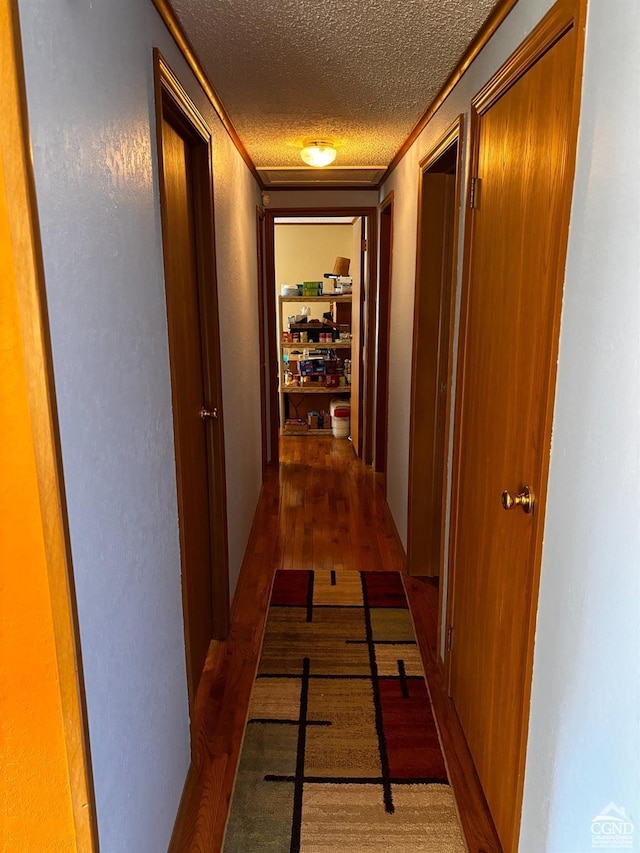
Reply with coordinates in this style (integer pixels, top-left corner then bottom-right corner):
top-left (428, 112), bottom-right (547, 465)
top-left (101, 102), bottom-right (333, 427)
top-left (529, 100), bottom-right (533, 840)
top-left (171, 436), bottom-right (500, 852)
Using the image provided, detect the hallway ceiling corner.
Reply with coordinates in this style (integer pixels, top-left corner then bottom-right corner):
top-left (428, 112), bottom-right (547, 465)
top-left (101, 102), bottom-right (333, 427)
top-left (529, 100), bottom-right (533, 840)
top-left (168, 0), bottom-right (504, 188)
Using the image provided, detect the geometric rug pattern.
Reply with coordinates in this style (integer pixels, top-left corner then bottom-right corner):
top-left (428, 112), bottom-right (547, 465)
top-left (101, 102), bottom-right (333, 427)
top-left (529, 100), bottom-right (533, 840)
top-left (223, 570), bottom-right (466, 852)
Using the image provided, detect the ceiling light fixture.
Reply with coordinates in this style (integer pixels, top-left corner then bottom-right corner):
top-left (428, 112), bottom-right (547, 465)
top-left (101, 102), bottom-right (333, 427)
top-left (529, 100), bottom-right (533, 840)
top-left (300, 140), bottom-right (337, 168)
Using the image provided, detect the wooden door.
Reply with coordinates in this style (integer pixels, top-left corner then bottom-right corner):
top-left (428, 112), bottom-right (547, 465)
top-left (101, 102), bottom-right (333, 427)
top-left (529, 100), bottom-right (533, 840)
top-left (161, 115), bottom-right (214, 703)
top-left (155, 53), bottom-right (230, 718)
top-left (447, 5), bottom-right (583, 850)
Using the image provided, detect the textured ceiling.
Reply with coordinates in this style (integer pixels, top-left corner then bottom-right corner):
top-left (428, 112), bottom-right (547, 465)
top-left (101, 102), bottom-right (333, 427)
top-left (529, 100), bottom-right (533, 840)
top-left (170, 0), bottom-right (502, 185)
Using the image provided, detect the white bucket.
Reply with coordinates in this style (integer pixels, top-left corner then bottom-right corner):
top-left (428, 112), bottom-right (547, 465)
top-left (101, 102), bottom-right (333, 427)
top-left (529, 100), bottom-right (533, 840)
top-left (330, 398), bottom-right (350, 439)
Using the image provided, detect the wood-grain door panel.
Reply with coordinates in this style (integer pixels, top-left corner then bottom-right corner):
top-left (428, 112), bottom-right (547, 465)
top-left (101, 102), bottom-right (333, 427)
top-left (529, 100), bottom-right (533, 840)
top-left (448, 6), bottom-right (583, 849)
top-left (408, 168), bottom-right (457, 578)
top-left (161, 116), bottom-right (214, 703)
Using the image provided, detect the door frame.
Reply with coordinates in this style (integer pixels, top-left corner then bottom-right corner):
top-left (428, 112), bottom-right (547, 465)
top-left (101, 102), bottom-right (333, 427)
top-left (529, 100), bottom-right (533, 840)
top-left (255, 205), bottom-right (269, 473)
top-left (374, 193), bottom-right (394, 481)
top-left (406, 118), bottom-right (463, 659)
top-left (353, 215), bottom-right (367, 456)
top-left (154, 50), bottom-right (230, 687)
top-left (264, 206), bottom-right (377, 463)
top-left (444, 0), bottom-right (586, 844)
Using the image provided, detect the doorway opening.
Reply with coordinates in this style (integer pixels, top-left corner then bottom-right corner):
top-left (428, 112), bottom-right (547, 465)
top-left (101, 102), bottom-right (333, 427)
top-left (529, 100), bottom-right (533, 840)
top-left (406, 118), bottom-right (463, 669)
top-left (264, 208), bottom-right (377, 463)
top-left (154, 51), bottom-right (230, 730)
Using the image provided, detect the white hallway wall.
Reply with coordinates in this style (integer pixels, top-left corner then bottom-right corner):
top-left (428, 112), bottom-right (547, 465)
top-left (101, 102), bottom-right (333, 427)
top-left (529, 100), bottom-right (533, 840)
top-left (17, 0), bottom-right (262, 850)
top-left (275, 223), bottom-right (354, 330)
top-left (380, 0), bottom-right (639, 849)
top-left (275, 223), bottom-right (353, 287)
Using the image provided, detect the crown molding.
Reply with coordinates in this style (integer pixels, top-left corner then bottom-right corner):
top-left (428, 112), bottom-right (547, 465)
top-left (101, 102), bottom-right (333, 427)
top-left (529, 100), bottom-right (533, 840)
top-left (381, 0), bottom-right (519, 185)
top-left (152, 0), bottom-right (521, 194)
top-left (151, 0), bottom-right (264, 188)
top-left (265, 186), bottom-right (380, 193)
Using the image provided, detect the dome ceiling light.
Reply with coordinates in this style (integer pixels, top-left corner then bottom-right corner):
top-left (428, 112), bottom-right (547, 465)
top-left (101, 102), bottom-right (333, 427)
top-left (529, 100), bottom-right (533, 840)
top-left (300, 140), bottom-right (337, 168)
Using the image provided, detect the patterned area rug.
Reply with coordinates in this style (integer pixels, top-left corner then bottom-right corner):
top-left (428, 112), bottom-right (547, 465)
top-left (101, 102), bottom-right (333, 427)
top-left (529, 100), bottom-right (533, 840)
top-left (223, 569), bottom-right (466, 852)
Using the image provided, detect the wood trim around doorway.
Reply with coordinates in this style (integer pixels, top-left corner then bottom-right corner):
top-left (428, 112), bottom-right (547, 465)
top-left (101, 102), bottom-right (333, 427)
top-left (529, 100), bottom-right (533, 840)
top-left (374, 192), bottom-right (394, 481)
top-left (264, 207), bottom-right (378, 463)
top-left (153, 50), bottom-right (230, 643)
top-left (263, 210), bottom-right (280, 464)
top-left (406, 117), bottom-right (463, 663)
top-left (362, 211), bottom-right (378, 465)
top-left (255, 206), bottom-right (269, 473)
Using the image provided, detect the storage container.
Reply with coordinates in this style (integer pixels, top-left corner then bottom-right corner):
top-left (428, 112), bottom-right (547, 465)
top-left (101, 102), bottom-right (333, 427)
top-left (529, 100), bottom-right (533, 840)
top-left (330, 398), bottom-right (350, 439)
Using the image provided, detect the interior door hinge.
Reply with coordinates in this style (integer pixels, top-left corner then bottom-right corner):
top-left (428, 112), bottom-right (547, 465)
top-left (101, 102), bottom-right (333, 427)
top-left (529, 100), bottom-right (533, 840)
top-left (361, 239), bottom-right (368, 252)
top-left (469, 177), bottom-right (481, 209)
top-left (446, 626), bottom-right (454, 652)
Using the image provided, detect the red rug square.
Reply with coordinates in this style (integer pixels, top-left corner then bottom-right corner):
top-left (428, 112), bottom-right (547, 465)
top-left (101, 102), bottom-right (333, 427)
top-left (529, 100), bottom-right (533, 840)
top-left (270, 570), bottom-right (312, 606)
top-left (379, 678), bottom-right (447, 780)
top-left (363, 571), bottom-right (408, 608)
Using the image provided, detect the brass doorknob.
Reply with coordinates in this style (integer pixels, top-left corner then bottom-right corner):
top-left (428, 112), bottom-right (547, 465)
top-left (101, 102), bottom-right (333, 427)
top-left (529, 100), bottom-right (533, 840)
top-left (501, 485), bottom-right (535, 514)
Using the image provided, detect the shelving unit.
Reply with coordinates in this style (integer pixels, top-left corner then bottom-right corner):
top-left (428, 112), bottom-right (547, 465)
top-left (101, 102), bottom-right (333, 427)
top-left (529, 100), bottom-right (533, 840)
top-left (278, 293), bottom-right (352, 436)
top-left (282, 385), bottom-right (351, 394)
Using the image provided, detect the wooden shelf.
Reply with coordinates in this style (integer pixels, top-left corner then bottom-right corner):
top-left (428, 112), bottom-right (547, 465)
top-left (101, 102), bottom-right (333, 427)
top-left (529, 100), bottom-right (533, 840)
top-left (282, 385), bottom-right (351, 394)
top-left (281, 428), bottom-right (334, 436)
top-left (278, 294), bottom-right (352, 303)
top-left (282, 340), bottom-right (352, 350)
top-left (278, 291), bottom-right (353, 438)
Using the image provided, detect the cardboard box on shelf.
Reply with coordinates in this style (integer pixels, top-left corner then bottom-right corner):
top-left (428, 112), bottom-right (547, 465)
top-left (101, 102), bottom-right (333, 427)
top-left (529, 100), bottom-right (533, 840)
top-left (307, 410), bottom-right (332, 430)
top-left (299, 358), bottom-right (325, 376)
top-left (302, 281), bottom-right (323, 296)
top-left (284, 418), bottom-right (308, 433)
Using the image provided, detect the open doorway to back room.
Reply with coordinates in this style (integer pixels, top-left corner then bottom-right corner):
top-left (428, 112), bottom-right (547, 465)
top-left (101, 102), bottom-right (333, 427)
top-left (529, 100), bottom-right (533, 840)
top-left (264, 208), bottom-right (377, 463)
